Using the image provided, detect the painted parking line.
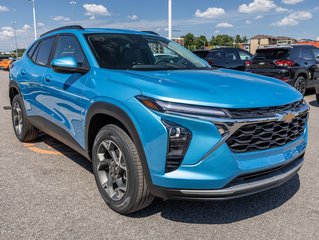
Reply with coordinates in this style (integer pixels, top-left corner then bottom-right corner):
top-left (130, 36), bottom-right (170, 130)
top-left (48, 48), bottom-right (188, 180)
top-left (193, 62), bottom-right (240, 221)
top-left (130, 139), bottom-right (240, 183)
top-left (23, 138), bottom-right (78, 156)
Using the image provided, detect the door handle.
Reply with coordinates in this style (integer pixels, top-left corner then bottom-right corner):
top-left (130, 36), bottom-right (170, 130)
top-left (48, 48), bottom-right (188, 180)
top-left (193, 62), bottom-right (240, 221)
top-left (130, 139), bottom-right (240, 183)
top-left (44, 75), bottom-right (52, 83)
top-left (20, 69), bottom-right (27, 75)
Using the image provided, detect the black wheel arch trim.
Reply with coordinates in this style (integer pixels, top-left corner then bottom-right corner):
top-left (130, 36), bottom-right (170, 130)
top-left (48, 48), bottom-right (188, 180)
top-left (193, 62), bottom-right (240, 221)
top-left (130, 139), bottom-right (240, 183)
top-left (9, 80), bottom-right (21, 104)
top-left (294, 69), bottom-right (309, 80)
top-left (85, 101), bottom-right (155, 191)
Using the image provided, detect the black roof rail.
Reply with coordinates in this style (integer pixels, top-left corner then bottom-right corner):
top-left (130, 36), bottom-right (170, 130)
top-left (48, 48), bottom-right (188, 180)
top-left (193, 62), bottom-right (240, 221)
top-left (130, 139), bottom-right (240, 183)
top-left (40, 25), bottom-right (84, 38)
top-left (142, 31), bottom-right (160, 36)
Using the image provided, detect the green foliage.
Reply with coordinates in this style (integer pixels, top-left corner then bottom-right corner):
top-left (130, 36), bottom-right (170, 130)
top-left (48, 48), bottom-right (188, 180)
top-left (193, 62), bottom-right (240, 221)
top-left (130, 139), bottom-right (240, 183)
top-left (180, 33), bottom-right (248, 50)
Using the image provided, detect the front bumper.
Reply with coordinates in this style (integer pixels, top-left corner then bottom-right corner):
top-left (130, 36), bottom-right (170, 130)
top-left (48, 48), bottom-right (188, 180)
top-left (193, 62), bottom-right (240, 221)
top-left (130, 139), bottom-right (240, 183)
top-left (152, 152), bottom-right (304, 200)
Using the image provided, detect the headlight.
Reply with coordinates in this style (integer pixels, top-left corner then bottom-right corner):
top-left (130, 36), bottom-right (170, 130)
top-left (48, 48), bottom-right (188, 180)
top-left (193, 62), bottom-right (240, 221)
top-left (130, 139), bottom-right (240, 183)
top-left (136, 95), bottom-right (229, 118)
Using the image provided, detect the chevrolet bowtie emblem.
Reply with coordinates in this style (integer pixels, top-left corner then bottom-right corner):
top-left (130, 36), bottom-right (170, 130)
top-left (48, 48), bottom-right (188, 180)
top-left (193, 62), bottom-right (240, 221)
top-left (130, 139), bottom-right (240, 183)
top-left (281, 112), bottom-right (296, 123)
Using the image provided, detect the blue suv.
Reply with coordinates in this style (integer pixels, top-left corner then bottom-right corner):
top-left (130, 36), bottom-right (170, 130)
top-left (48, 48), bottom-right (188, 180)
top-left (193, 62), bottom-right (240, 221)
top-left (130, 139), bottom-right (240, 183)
top-left (9, 26), bottom-right (309, 214)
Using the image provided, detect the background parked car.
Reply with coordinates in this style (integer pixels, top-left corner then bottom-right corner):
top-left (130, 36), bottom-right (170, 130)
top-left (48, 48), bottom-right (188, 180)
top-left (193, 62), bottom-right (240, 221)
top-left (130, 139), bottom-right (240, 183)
top-left (193, 48), bottom-right (253, 71)
top-left (246, 45), bottom-right (319, 95)
top-left (0, 59), bottom-right (15, 71)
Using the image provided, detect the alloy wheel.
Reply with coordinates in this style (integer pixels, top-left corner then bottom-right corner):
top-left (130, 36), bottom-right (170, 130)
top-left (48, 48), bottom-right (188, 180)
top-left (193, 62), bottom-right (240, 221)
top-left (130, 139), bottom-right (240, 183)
top-left (96, 140), bottom-right (127, 201)
top-left (12, 101), bottom-right (23, 135)
top-left (295, 78), bottom-right (306, 95)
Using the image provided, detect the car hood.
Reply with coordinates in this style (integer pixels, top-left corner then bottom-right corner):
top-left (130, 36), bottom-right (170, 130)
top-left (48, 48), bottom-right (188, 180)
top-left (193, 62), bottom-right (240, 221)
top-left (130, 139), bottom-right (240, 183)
top-left (108, 69), bottom-right (302, 108)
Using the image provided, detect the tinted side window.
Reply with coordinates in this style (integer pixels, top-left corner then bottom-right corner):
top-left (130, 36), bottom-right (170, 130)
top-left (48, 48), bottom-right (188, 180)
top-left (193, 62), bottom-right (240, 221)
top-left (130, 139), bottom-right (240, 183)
top-left (28, 42), bottom-right (39, 59)
top-left (301, 48), bottom-right (314, 60)
top-left (238, 50), bottom-right (251, 60)
top-left (53, 35), bottom-right (88, 68)
top-left (224, 50), bottom-right (238, 60)
top-left (208, 50), bottom-right (225, 59)
top-left (194, 51), bottom-right (209, 59)
top-left (35, 37), bottom-right (55, 66)
top-left (312, 48), bottom-right (319, 60)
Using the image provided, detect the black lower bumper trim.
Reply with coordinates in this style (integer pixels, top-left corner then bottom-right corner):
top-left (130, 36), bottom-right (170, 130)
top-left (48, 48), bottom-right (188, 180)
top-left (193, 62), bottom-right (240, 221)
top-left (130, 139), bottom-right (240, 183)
top-left (152, 154), bottom-right (304, 200)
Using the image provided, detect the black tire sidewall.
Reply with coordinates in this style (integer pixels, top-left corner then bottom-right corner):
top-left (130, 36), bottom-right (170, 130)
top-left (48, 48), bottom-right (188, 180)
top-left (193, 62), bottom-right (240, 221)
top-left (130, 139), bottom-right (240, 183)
top-left (11, 95), bottom-right (28, 141)
top-left (294, 76), bottom-right (307, 95)
top-left (92, 126), bottom-right (140, 213)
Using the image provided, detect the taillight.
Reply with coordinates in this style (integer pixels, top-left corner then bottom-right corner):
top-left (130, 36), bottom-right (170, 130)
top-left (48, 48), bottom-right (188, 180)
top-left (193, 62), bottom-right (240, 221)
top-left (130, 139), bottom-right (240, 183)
top-left (245, 60), bottom-right (252, 67)
top-left (274, 59), bottom-right (295, 67)
top-left (207, 60), bottom-right (214, 65)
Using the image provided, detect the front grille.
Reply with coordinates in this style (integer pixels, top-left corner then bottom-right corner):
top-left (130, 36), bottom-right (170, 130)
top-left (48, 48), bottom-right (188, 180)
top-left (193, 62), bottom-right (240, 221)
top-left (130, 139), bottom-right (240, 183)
top-left (226, 112), bottom-right (307, 153)
top-left (227, 100), bottom-right (304, 119)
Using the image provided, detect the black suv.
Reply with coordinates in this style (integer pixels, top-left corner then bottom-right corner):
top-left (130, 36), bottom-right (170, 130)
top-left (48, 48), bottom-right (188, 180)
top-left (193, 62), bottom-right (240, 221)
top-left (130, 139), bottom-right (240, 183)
top-left (246, 45), bottom-right (319, 95)
top-left (193, 48), bottom-right (252, 71)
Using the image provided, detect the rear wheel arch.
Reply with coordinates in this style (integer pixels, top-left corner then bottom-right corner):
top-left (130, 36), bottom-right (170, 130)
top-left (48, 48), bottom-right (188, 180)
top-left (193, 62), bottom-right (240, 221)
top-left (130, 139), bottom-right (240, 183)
top-left (9, 81), bottom-right (21, 105)
top-left (85, 102), bottom-right (154, 187)
top-left (294, 70), bottom-right (309, 81)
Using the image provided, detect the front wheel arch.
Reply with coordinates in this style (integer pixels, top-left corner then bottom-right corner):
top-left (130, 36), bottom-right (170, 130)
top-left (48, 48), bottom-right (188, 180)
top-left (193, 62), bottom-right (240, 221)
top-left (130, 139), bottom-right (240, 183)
top-left (85, 102), bottom-right (154, 190)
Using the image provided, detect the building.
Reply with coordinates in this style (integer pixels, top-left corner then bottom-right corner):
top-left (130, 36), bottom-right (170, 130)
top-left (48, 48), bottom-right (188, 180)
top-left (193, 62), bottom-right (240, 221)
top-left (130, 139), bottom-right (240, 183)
top-left (238, 42), bottom-right (251, 52)
top-left (172, 37), bottom-right (184, 46)
top-left (250, 35), bottom-right (277, 54)
top-left (249, 35), bottom-right (297, 54)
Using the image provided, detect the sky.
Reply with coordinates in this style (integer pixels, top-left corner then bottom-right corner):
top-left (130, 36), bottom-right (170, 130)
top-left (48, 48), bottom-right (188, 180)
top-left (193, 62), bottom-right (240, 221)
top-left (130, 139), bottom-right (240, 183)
top-left (0, 0), bottom-right (319, 51)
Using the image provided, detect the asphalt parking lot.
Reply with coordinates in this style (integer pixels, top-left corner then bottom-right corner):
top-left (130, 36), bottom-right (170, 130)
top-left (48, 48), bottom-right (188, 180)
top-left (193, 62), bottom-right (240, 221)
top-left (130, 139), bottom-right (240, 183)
top-left (0, 70), bottom-right (318, 240)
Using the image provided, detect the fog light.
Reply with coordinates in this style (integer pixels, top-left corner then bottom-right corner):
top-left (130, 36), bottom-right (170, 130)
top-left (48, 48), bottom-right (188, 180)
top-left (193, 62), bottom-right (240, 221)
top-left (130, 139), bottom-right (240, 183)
top-left (162, 120), bottom-right (192, 172)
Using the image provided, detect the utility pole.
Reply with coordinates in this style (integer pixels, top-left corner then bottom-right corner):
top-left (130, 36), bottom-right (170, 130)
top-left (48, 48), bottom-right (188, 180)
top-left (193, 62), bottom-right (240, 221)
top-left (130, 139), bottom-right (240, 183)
top-left (168, 0), bottom-right (172, 39)
top-left (70, 1), bottom-right (77, 25)
top-left (28, 0), bottom-right (37, 40)
top-left (12, 9), bottom-right (18, 59)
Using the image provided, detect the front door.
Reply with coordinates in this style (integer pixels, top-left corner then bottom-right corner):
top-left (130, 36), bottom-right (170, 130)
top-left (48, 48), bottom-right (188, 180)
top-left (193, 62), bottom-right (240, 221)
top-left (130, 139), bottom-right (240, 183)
top-left (41, 34), bottom-right (90, 148)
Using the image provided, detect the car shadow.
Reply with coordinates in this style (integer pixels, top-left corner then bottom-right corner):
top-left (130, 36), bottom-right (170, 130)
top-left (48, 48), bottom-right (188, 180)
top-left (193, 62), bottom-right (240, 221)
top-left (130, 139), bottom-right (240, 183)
top-left (308, 100), bottom-right (319, 107)
top-left (27, 133), bottom-right (93, 173)
top-left (27, 133), bottom-right (301, 224)
top-left (129, 175), bottom-right (300, 224)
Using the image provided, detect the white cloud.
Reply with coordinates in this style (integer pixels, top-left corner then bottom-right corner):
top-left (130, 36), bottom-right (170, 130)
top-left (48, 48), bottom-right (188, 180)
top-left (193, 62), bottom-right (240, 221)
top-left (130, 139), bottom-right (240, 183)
top-left (195, 7), bottom-right (225, 18)
top-left (216, 22), bottom-right (233, 28)
top-left (282, 0), bottom-right (304, 5)
top-left (128, 15), bottom-right (138, 20)
top-left (245, 20), bottom-right (252, 24)
top-left (37, 22), bottom-right (45, 28)
top-left (1, 26), bottom-right (13, 31)
top-left (0, 5), bottom-right (9, 12)
top-left (52, 16), bottom-right (71, 21)
top-left (214, 30), bottom-right (220, 34)
top-left (255, 15), bottom-right (263, 19)
top-left (272, 11), bottom-right (312, 26)
top-left (22, 24), bottom-right (31, 30)
top-left (238, 0), bottom-right (277, 13)
top-left (276, 7), bottom-right (288, 12)
top-left (83, 3), bottom-right (110, 20)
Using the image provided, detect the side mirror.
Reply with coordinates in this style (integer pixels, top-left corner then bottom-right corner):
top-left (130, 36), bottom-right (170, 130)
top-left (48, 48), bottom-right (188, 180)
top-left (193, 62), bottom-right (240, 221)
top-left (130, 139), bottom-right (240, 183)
top-left (51, 56), bottom-right (88, 74)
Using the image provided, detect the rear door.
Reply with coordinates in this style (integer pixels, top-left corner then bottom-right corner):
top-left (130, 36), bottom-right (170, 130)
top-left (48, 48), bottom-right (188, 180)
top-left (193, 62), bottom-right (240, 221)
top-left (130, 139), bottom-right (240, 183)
top-left (299, 47), bottom-right (316, 80)
top-left (40, 34), bottom-right (90, 147)
top-left (312, 48), bottom-right (319, 80)
top-left (206, 50), bottom-right (226, 68)
top-left (222, 49), bottom-right (242, 70)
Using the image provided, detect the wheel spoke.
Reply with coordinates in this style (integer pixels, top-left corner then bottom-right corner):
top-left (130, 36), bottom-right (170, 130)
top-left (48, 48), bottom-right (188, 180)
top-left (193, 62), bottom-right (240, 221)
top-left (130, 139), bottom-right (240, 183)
top-left (96, 139), bottom-right (128, 201)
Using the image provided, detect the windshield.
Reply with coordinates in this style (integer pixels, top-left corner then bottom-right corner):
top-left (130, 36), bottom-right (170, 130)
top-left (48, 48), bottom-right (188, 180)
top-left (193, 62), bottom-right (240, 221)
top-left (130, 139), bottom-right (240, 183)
top-left (85, 34), bottom-right (210, 71)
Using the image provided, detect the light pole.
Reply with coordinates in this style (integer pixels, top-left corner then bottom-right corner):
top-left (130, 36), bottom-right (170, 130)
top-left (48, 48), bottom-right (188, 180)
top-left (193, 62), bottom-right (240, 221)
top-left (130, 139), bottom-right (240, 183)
top-left (70, 1), bottom-right (77, 25)
top-left (168, 0), bottom-right (172, 39)
top-left (28, 0), bottom-right (37, 40)
top-left (12, 9), bottom-right (18, 59)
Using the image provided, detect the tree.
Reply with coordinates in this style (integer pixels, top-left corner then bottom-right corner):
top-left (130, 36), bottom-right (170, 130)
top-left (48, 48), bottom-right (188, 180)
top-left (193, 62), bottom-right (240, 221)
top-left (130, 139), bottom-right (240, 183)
top-left (182, 33), bottom-right (195, 49)
top-left (10, 48), bottom-right (26, 58)
top-left (195, 35), bottom-right (208, 49)
top-left (210, 35), bottom-right (234, 47)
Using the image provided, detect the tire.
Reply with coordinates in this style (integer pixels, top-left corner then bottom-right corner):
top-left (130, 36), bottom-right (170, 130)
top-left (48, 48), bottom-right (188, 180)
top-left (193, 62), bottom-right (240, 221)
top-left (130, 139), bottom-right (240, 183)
top-left (316, 93), bottom-right (319, 104)
top-left (293, 76), bottom-right (307, 96)
top-left (11, 94), bottom-right (39, 142)
top-left (92, 124), bottom-right (154, 214)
